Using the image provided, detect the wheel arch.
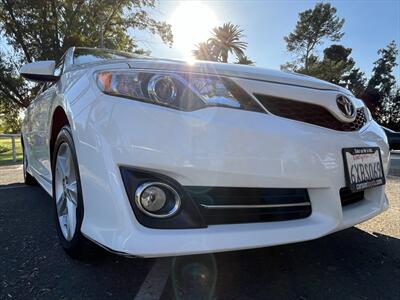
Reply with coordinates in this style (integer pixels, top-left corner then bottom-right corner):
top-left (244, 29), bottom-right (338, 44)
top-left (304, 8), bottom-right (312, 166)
top-left (50, 106), bottom-right (71, 164)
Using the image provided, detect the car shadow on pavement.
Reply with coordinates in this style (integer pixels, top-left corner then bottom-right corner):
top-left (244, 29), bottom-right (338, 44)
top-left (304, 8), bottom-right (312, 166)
top-left (1, 184), bottom-right (399, 300)
top-left (162, 228), bottom-right (400, 300)
top-left (0, 185), bottom-right (152, 299)
top-left (166, 228), bottom-right (400, 300)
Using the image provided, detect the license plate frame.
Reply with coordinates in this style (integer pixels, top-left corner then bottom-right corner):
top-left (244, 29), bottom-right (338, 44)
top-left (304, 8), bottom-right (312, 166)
top-left (342, 147), bottom-right (385, 192)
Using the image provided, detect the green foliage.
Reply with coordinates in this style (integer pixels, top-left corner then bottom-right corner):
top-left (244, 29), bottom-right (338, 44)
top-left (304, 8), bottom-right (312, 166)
top-left (235, 55), bottom-right (255, 66)
top-left (0, 145), bottom-right (8, 154)
top-left (290, 44), bottom-right (366, 97)
top-left (324, 44), bottom-right (351, 61)
top-left (192, 41), bottom-right (218, 61)
top-left (0, 136), bottom-right (23, 165)
top-left (389, 88), bottom-right (400, 130)
top-left (283, 3), bottom-right (399, 130)
top-left (0, 0), bottom-right (173, 110)
top-left (192, 22), bottom-right (248, 63)
top-left (365, 41), bottom-right (399, 126)
top-left (374, 86), bottom-right (400, 129)
top-left (209, 23), bottom-right (247, 63)
top-left (0, 100), bottom-right (22, 133)
top-left (0, 48), bottom-right (31, 108)
top-left (367, 41), bottom-right (398, 98)
top-left (284, 2), bottom-right (344, 72)
top-left (342, 68), bottom-right (367, 98)
top-left (304, 45), bottom-right (355, 85)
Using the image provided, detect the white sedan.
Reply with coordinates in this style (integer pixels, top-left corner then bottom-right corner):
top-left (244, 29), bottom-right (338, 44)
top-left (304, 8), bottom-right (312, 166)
top-left (20, 47), bottom-right (389, 258)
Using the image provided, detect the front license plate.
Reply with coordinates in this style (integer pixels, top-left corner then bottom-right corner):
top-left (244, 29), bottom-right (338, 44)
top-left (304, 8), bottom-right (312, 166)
top-left (342, 147), bottom-right (385, 192)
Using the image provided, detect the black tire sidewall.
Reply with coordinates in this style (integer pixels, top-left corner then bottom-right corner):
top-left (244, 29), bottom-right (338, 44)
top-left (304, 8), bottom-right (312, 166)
top-left (52, 126), bottom-right (85, 252)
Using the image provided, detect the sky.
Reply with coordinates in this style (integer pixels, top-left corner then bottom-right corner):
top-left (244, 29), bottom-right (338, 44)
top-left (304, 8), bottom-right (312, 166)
top-left (134, 0), bottom-right (400, 80)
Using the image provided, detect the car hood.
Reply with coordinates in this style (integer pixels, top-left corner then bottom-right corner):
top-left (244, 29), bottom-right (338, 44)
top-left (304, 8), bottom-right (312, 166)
top-left (74, 57), bottom-right (351, 94)
top-left (123, 58), bottom-right (351, 94)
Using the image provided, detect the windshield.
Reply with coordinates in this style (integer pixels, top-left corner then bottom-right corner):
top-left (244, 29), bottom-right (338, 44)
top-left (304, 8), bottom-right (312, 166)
top-left (73, 48), bottom-right (139, 65)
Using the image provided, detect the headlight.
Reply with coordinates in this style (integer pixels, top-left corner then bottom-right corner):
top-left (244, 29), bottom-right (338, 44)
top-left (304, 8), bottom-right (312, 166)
top-left (148, 75), bottom-right (178, 105)
top-left (96, 70), bottom-right (262, 112)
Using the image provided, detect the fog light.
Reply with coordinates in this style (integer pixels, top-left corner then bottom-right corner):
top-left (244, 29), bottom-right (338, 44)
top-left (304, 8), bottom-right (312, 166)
top-left (140, 186), bottom-right (166, 212)
top-left (135, 182), bottom-right (181, 218)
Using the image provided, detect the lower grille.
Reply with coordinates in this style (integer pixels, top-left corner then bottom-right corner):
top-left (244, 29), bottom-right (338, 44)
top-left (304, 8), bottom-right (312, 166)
top-left (185, 187), bottom-right (312, 225)
top-left (340, 187), bottom-right (364, 206)
top-left (254, 94), bottom-right (367, 131)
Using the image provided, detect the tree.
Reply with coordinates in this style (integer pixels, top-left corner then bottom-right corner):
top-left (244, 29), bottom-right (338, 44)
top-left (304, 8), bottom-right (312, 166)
top-left (323, 44), bottom-right (351, 62)
top-left (0, 0), bottom-right (173, 111)
top-left (342, 68), bottom-right (366, 98)
top-left (0, 101), bottom-right (21, 133)
top-left (365, 41), bottom-right (399, 124)
top-left (284, 43), bottom-right (368, 98)
top-left (192, 22), bottom-right (248, 63)
top-left (367, 41), bottom-right (398, 98)
top-left (305, 44), bottom-right (354, 84)
top-left (0, 48), bottom-right (30, 108)
top-left (208, 22), bottom-right (247, 63)
top-left (192, 41), bottom-right (218, 61)
top-left (235, 55), bottom-right (255, 65)
top-left (389, 88), bottom-right (400, 130)
top-left (284, 2), bottom-right (344, 73)
top-left (289, 44), bottom-right (364, 93)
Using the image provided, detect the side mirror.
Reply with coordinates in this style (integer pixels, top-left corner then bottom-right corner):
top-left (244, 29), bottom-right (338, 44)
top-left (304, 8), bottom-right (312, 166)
top-left (20, 61), bottom-right (59, 82)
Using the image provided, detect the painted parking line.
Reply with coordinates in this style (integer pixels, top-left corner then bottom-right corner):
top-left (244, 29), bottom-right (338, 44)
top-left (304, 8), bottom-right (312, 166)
top-left (134, 258), bottom-right (172, 300)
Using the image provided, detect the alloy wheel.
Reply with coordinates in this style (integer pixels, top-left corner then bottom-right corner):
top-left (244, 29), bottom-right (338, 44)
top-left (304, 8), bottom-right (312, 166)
top-left (55, 142), bottom-right (78, 241)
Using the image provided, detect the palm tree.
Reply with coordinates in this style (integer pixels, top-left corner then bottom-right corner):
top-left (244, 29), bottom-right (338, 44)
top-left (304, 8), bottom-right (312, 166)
top-left (235, 55), bottom-right (255, 65)
top-left (209, 22), bottom-right (247, 63)
top-left (192, 41), bottom-right (218, 61)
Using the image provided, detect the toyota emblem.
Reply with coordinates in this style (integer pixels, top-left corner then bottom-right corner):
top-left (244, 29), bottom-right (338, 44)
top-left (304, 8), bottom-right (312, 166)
top-left (336, 95), bottom-right (355, 118)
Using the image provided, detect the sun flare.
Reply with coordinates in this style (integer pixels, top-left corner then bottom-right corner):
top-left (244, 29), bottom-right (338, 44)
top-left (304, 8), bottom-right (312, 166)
top-left (170, 1), bottom-right (218, 61)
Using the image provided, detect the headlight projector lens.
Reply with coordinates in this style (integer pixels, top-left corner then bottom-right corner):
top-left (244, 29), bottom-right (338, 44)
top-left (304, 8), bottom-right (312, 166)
top-left (148, 75), bottom-right (177, 105)
top-left (135, 182), bottom-right (181, 218)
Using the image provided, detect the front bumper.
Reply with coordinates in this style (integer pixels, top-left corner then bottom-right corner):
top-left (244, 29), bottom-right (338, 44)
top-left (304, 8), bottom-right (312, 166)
top-left (73, 91), bottom-right (389, 257)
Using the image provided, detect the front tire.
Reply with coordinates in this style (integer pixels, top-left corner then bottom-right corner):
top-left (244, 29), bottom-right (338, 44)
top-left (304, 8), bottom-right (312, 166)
top-left (52, 126), bottom-right (92, 259)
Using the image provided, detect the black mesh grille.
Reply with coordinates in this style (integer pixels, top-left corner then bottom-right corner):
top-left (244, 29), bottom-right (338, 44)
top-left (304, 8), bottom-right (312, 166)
top-left (340, 187), bottom-right (364, 206)
top-left (185, 187), bottom-right (312, 225)
top-left (254, 94), bottom-right (367, 131)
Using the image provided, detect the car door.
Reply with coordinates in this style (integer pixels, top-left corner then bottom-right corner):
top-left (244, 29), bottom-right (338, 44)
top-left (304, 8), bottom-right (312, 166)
top-left (23, 87), bottom-right (39, 171)
top-left (28, 57), bottom-right (65, 183)
top-left (24, 84), bottom-right (45, 176)
top-left (27, 82), bottom-right (54, 182)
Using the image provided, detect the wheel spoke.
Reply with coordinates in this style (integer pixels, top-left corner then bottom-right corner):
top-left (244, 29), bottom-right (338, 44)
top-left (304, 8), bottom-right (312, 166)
top-left (59, 214), bottom-right (69, 239)
top-left (65, 147), bottom-right (72, 179)
top-left (66, 197), bottom-right (77, 239)
top-left (66, 181), bottom-right (78, 206)
top-left (55, 142), bottom-right (78, 242)
top-left (57, 155), bottom-right (67, 178)
top-left (56, 191), bottom-right (66, 215)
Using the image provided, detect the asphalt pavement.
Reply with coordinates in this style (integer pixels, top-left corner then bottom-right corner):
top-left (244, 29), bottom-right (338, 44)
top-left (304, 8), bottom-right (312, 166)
top-left (0, 157), bottom-right (399, 299)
